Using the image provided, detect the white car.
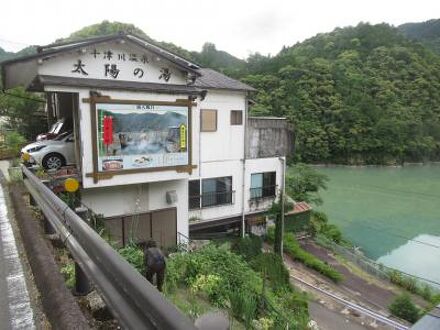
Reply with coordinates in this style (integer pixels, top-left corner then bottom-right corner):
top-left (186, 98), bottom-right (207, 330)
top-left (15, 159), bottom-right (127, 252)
top-left (21, 132), bottom-right (75, 170)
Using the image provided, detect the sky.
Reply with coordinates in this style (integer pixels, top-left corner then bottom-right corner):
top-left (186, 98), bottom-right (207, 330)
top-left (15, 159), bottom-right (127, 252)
top-left (0, 0), bottom-right (439, 59)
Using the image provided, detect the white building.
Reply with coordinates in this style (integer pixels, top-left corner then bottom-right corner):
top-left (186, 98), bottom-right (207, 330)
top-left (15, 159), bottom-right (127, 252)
top-left (1, 34), bottom-right (293, 247)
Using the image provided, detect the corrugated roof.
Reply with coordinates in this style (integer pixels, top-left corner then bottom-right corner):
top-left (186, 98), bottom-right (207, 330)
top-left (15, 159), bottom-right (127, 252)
top-left (285, 201), bottom-right (313, 215)
top-left (194, 68), bottom-right (256, 92)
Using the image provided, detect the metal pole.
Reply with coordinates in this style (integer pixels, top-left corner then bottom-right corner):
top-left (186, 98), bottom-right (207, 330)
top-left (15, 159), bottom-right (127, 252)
top-left (74, 262), bottom-right (91, 296)
top-left (279, 157), bottom-right (286, 257)
top-left (43, 215), bottom-right (55, 234)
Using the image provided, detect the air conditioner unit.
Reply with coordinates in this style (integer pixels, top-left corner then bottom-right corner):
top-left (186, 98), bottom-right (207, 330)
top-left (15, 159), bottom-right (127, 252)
top-left (166, 190), bottom-right (178, 204)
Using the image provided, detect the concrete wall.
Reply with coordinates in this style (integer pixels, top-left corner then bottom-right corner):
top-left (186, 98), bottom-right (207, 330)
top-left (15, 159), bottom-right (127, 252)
top-left (246, 117), bottom-right (294, 159)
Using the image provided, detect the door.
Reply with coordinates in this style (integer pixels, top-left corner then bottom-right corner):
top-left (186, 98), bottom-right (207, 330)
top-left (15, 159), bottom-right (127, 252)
top-left (151, 208), bottom-right (177, 249)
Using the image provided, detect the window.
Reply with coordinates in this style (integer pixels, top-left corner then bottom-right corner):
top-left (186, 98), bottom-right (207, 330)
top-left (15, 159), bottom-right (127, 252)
top-left (189, 180), bottom-right (200, 210)
top-left (250, 172), bottom-right (276, 199)
top-left (188, 176), bottom-right (233, 209)
top-left (201, 109), bottom-right (217, 132)
top-left (230, 110), bottom-right (243, 125)
top-left (202, 176), bottom-right (233, 207)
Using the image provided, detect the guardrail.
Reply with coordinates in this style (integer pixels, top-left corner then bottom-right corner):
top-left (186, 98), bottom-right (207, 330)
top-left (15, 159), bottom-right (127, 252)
top-left (22, 166), bottom-right (197, 330)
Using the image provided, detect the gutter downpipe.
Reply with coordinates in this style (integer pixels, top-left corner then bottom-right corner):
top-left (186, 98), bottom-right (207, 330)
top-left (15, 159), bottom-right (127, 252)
top-left (279, 156), bottom-right (286, 256)
top-left (241, 93), bottom-right (249, 238)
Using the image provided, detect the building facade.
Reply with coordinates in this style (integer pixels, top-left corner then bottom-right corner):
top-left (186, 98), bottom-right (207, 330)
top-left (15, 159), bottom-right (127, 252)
top-left (1, 34), bottom-right (292, 247)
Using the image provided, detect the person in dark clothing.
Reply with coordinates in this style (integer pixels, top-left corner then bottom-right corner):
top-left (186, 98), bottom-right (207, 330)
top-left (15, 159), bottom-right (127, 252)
top-left (143, 240), bottom-right (166, 292)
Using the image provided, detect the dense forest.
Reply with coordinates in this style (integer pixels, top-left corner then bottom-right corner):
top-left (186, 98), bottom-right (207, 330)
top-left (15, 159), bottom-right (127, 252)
top-left (243, 23), bottom-right (440, 164)
top-left (398, 19), bottom-right (440, 54)
top-left (2, 20), bottom-right (440, 164)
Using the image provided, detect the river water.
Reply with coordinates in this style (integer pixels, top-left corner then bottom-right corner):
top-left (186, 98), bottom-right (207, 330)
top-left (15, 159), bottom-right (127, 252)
top-left (316, 164), bottom-right (440, 286)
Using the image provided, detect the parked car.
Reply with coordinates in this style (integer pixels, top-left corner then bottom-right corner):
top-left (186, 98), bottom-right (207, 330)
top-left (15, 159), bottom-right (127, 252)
top-left (21, 132), bottom-right (75, 170)
top-left (36, 118), bottom-right (72, 141)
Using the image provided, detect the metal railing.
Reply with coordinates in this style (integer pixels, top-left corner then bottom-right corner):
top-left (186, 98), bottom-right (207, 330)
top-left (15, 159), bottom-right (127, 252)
top-left (249, 185), bottom-right (277, 200)
top-left (22, 166), bottom-right (196, 330)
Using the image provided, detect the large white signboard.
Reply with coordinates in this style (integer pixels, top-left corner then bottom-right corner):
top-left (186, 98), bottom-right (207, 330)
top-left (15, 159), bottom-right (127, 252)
top-left (96, 103), bottom-right (189, 172)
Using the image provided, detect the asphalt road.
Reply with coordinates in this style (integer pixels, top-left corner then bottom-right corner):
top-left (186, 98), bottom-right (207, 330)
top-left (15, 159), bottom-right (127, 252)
top-left (0, 177), bottom-right (35, 329)
top-left (309, 301), bottom-right (370, 330)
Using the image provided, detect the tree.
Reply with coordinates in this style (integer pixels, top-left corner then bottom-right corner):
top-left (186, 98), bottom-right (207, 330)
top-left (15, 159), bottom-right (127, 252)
top-left (267, 193), bottom-right (293, 256)
top-left (0, 87), bottom-right (47, 140)
top-left (286, 164), bottom-right (329, 206)
top-left (388, 294), bottom-right (421, 323)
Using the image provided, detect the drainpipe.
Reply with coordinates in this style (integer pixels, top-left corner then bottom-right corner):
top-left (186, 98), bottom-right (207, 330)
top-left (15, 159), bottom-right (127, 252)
top-left (279, 156), bottom-right (286, 256)
top-left (241, 94), bottom-right (249, 238)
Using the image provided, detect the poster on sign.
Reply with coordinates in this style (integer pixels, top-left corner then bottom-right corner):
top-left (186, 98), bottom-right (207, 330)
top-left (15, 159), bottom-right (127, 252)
top-left (95, 103), bottom-right (189, 172)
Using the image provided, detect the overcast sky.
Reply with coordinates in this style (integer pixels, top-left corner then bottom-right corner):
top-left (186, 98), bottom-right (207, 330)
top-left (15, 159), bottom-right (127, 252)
top-left (1, 0), bottom-right (439, 58)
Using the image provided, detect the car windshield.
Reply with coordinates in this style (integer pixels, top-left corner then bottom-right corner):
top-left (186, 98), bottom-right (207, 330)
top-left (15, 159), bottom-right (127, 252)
top-left (54, 131), bottom-right (71, 141)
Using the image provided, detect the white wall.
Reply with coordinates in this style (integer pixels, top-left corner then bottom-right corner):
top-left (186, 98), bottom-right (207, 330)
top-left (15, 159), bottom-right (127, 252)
top-left (244, 157), bottom-right (284, 213)
top-left (38, 41), bottom-right (187, 85)
top-left (81, 178), bottom-right (189, 238)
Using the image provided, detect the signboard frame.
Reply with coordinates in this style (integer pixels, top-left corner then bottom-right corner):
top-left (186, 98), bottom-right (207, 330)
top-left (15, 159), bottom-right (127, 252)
top-left (88, 96), bottom-right (193, 183)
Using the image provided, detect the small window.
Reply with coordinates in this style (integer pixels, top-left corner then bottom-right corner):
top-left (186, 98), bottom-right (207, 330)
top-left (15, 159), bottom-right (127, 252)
top-left (250, 172), bottom-right (276, 199)
top-left (231, 110), bottom-right (243, 125)
top-left (189, 180), bottom-right (200, 210)
top-left (201, 109), bottom-right (217, 132)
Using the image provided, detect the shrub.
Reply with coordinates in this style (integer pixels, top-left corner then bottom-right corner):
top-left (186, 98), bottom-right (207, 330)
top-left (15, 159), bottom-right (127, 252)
top-left (388, 294), bottom-right (421, 323)
top-left (166, 245), bottom-right (262, 307)
top-left (60, 263), bottom-right (75, 289)
top-left (118, 244), bottom-right (145, 274)
top-left (4, 131), bottom-right (26, 156)
top-left (229, 290), bottom-right (258, 328)
top-left (251, 253), bottom-right (291, 291)
top-left (267, 228), bottom-right (343, 283)
top-left (231, 235), bottom-right (263, 262)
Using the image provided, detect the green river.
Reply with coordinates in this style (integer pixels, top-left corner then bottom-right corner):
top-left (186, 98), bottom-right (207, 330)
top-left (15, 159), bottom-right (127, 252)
top-left (316, 164), bottom-right (440, 286)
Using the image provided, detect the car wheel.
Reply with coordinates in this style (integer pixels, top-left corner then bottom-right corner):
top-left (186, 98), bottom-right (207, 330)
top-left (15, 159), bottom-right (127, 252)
top-left (42, 153), bottom-right (65, 170)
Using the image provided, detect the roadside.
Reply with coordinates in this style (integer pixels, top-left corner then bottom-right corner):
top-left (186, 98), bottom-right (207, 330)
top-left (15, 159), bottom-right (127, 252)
top-left (283, 238), bottom-right (420, 329)
top-left (0, 160), bottom-right (48, 329)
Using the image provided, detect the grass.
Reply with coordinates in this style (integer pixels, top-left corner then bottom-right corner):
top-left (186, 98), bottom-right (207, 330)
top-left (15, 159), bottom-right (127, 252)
top-left (267, 228), bottom-right (343, 283)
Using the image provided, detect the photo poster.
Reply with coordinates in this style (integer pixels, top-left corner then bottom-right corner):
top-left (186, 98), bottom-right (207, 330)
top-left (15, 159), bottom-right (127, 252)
top-left (96, 103), bottom-right (189, 172)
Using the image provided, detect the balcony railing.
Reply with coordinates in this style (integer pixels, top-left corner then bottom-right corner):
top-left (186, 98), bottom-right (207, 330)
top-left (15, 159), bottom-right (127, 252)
top-left (250, 185), bottom-right (277, 200)
top-left (189, 190), bottom-right (235, 209)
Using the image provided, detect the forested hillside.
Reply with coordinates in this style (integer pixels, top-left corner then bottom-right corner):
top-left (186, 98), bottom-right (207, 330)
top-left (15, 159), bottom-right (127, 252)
top-left (243, 23), bottom-right (440, 164)
top-left (399, 19), bottom-right (440, 54)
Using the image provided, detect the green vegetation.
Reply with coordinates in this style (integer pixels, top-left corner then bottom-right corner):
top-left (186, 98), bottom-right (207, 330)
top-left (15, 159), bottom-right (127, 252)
top-left (399, 19), bottom-right (440, 54)
top-left (231, 235), bottom-right (263, 262)
top-left (60, 263), bottom-right (75, 289)
top-left (268, 228), bottom-right (343, 283)
top-left (118, 244), bottom-right (145, 274)
top-left (287, 164), bottom-right (329, 206)
top-left (310, 211), bottom-right (345, 245)
top-left (388, 293), bottom-right (421, 323)
top-left (243, 22), bottom-right (440, 164)
top-left (1, 131), bottom-right (26, 158)
top-left (165, 244), bottom-right (309, 328)
top-left (0, 87), bottom-right (46, 140)
top-left (389, 270), bottom-right (440, 306)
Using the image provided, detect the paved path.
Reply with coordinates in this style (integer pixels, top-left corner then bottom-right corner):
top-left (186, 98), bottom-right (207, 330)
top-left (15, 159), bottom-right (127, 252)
top-left (0, 173), bottom-right (35, 329)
